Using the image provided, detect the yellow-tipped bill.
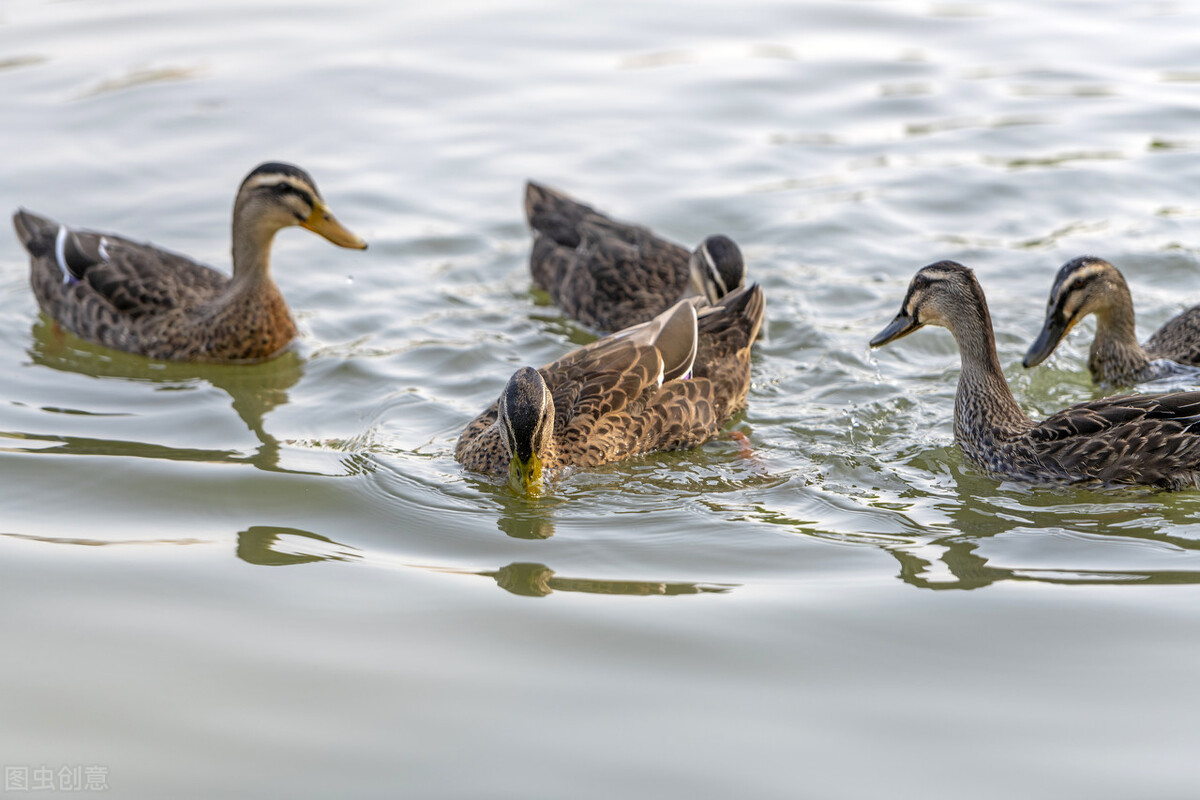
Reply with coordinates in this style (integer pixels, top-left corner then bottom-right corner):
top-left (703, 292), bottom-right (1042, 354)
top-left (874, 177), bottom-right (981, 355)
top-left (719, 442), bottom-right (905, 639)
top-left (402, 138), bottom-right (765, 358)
top-left (302, 200), bottom-right (367, 250)
top-left (508, 452), bottom-right (544, 496)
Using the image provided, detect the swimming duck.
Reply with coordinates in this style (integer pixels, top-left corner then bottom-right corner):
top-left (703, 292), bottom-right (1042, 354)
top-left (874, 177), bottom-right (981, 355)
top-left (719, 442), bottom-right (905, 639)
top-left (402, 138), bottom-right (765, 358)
top-left (14, 162), bottom-right (367, 363)
top-left (1023, 256), bottom-right (1200, 387)
top-left (524, 181), bottom-right (746, 332)
top-left (457, 283), bottom-right (764, 494)
top-left (871, 261), bottom-right (1200, 489)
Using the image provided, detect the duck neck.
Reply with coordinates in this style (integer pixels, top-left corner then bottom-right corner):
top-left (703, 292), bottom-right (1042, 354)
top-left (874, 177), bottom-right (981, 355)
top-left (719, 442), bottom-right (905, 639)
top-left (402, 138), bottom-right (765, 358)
top-left (228, 210), bottom-right (281, 294)
top-left (197, 211), bottom-right (294, 360)
top-left (946, 301), bottom-right (1032, 450)
top-left (1089, 288), bottom-right (1149, 385)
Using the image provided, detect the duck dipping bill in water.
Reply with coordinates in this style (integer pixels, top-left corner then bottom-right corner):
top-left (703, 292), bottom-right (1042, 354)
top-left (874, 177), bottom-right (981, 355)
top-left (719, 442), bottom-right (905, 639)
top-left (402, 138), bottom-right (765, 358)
top-left (871, 261), bottom-right (1200, 489)
top-left (14, 162), bottom-right (367, 363)
top-left (1023, 256), bottom-right (1200, 388)
top-left (456, 283), bottom-right (764, 495)
top-left (524, 181), bottom-right (746, 332)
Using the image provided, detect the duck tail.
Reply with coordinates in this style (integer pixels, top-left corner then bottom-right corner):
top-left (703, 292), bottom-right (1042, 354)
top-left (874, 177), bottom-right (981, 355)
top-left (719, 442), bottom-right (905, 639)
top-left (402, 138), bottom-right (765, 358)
top-left (12, 208), bottom-right (58, 258)
top-left (524, 181), bottom-right (604, 248)
top-left (698, 282), bottom-right (765, 347)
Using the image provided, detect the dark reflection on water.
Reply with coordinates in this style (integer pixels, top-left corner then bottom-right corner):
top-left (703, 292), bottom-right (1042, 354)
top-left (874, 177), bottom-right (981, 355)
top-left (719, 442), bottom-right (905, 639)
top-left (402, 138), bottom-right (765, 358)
top-left (466, 562), bottom-right (734, 598)
top-left (476, 478), bottom-right (561, 539)
top-left (893, 462), bottom-right (1200, 590)
top-left (497, 511), bottom-right (557, 541)
top-left (888, 538), bottom-right (1200, 591)
top-left (14, 317), bottom-right (371, 476)
top-left (763, 446), bottom-right (1200, 590)
top-left (3, 524), bottom-right (734, 599)
top-left (236, 526), bottom-right (361, 566)
top-left (0, 426), bottom-right (374, 479)
top-left (3, 429), bottom-right (255, 464)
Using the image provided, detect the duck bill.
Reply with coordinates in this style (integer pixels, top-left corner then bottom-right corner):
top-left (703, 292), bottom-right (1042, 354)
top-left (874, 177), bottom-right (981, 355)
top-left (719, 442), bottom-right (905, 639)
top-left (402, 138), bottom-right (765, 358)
top-left (1023, 314), bottom-right (1069, 368)
top-left (508, 453), bottom-right (545, 496)
top-left (302, 200), bottom-right (368, 250)
top-left (870, 312), bottom-right (920, 348)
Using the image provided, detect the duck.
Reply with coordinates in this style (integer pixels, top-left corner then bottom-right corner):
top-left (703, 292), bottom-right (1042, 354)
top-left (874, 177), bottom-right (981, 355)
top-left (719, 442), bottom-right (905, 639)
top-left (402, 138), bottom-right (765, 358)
top-left (13, 161), bottom-right (367, 363)
top-left (1023, 255), bottom-right (1200, 387)
top-left (524, 181), bottom-right (746, 332)
top-left (871, 260), bottom-right (1200, 489)
top-left (456, 282), bottom-right (764, 494)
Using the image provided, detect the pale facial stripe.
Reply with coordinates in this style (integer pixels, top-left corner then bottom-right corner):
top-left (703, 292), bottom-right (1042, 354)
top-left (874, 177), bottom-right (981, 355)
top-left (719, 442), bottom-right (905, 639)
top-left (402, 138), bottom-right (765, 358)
top-left (242, 173), bottom-right (315, 195)
top-left (54, 226), bottom-right (70, 283)
top-left (246, 174), bottom-right (317, 211)
top-left (702, 245), bottom-right (728, 296)
top-left (1056, 262), bottom-right (1108, 297)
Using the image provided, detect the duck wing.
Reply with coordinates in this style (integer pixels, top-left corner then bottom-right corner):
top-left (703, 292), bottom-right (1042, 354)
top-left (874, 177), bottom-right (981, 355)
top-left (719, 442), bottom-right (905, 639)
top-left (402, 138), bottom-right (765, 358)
top-left (69, 236), bottom-right (227, 316)
top-left (16, 209), bottom-right (226, 319)
top-left (1030, 391), bottom-right (1200, 487)
top-left (550, 337), bottom-right (732, 467)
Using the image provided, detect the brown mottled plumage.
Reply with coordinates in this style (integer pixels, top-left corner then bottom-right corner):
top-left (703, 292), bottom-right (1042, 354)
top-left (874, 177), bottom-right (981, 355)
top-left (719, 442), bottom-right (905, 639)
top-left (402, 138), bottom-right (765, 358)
top-left (1023, 256), bottom-right (1200, 387)
top-left (524, 181), bottom-right (746, 332)
top-left (456, 283), bottom-right (764, 493)
top-left (872, 261), bottom-right (1200, 489)
top-left (14, 162), bottom-right (366, 363)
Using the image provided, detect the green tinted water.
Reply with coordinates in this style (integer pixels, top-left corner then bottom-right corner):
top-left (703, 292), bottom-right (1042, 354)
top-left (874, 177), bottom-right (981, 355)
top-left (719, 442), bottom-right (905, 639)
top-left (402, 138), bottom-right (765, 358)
top-left (3, 0), bottom-right (1200, 797)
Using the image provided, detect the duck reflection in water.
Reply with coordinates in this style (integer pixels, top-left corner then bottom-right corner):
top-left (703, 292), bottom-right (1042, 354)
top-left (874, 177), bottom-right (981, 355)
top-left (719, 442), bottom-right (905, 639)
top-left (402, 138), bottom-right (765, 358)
top-left (27, 317), bottom-right (316, 474)
top-left (470, 562), bottom-right (733, 598)
top-left (859, 457), bottom-right (1200, 590)
top-left (236, 526), bottom-right (361, 567)
top-left (231, 529), bottom-right (734, 599)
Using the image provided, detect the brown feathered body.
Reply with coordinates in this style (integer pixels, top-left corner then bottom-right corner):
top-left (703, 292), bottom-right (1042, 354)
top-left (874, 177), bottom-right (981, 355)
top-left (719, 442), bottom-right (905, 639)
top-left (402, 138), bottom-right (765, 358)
top-left (456, 283), bottom-right (764, 478)
top-left (524, 181), bottom-right (743, 332)
top-left (17, 211), bottom-right (294, 362)
top-left (875, 261), bottom-right (1200, 489)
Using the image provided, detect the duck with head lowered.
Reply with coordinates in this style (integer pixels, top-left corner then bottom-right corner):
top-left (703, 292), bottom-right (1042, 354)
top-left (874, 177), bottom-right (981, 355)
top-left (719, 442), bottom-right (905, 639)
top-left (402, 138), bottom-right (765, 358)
top-left (456, 283), bottom-right (764, 495)
top-left (1023, 255), bottom-right (1200, 387)
top-left (14, 161), bottom-right (367, 363)
top-left (872, 260), bottom-right (1200, 489)
top-left (524, 181), bottom-right (746, 333)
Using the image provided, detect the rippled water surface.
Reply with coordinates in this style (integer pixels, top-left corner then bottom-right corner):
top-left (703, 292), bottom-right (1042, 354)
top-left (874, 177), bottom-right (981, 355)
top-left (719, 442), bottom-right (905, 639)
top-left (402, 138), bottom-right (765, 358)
top-left (4, 0), bottom-right (1200, 797)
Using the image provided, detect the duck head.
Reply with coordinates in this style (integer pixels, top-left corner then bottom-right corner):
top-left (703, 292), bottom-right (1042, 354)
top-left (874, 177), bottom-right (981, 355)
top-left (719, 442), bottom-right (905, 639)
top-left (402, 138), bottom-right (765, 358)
top-left (688, 234), bottom-right (745, 304)
top-left (1023, 256), bottom-right (1128, 368)
top-left (498, 367), bottom-right (556, 495)
top-left (234, 161), bottom-right (367, 251)
top-left (870, 260), bottom-right (985, 347)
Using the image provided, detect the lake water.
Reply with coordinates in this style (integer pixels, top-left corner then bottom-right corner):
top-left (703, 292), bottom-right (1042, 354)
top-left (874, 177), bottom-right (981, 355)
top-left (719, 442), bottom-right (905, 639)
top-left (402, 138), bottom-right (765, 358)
top-left (3, 0), bottom-right (1200, 797)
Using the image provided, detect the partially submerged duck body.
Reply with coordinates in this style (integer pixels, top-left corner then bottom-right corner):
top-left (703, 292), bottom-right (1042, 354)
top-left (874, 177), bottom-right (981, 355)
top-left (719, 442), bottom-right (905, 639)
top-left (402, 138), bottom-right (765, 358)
top-left (1024, 255), bottom-right (1200, 387)
top-left (14, 162), bottom-right (366, 363)
top-left (524, 181), bottom-right (746, 332)
top-left (872, 261), bottom-right (1200, 489)
top-left (456, 283), bottom-right (765, 493)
